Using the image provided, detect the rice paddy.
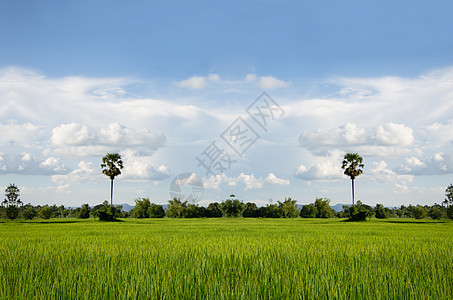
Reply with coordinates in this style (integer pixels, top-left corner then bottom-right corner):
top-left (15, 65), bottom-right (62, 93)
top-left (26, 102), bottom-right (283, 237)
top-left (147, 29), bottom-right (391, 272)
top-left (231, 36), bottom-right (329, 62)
top-left (0, 218), bottom-right (452, 299)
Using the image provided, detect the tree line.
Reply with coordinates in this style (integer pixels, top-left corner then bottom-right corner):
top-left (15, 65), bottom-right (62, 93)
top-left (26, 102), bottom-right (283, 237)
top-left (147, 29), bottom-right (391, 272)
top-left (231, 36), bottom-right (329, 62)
top-left (2, 190), bottom-right (453, 221)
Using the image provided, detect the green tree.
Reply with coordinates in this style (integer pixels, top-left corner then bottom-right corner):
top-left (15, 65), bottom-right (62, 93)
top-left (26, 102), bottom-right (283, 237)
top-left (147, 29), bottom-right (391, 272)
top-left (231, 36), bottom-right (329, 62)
top-left (206, 202), bottom-right (222, 218)
top-left (314, 198), bottom-right (334, 218)
top-left (375, 203), bottom-right (389, 219)
top-left (300, 204), bottom-right (317, 218)
top-left (278, 197), bottom-right (299, 218)
top-left (220, 195), bottom-right (245, 217)
top-left (93, 205), bottom-right (117, 221)
top-left (148, 204), bottom-right (165, 218)
top-left (185, 204), bottom-right (205, 218)
top-left (428, 205), bottom-right (444, 220)
top-left (4, 184), bottom-right (21, 220)
top-left (445, 184), bottom-right (453, 219)
top-left (22, 206), bottom-right (37, 220)
top-left (413, 205), bottom-right (427, 219)
top-left (259, 204), bottom-right (281, 218)
top-left (132, 198), bottom-right (151, 218)
top-left (341, 153), bottom-right (364, 205)
top-left (77, 204), bottom-right (91, 219)
top-left (38, 205), bottom-right (52, 219)
top-left (101, 153), bottom-right (124, 206)
top-left (243, 202), bottom-right (260, 218)
top-left (166, 198), bottom-right (187, 218)
top-left (446, 184), bottom-right (453, 206)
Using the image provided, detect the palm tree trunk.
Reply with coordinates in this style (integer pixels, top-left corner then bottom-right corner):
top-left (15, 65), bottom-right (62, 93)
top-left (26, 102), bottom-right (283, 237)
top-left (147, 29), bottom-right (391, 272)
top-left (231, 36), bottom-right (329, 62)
top-left (110, 178), bottom-right (114, 206)
top-left (351, 179), bottom-right (355, 206)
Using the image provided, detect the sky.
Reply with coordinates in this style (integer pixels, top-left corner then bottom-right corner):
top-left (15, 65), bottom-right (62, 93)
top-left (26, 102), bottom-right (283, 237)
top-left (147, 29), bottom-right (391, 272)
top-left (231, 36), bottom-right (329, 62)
top-left (1, 0), bottom-right (453, 207)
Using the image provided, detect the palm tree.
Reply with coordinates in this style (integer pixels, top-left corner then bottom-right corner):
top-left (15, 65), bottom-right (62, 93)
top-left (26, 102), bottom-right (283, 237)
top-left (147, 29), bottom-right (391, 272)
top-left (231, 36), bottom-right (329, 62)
top-left (341, 153), bottom-right (364, 205)
top-left (101, 153), bottom-right (124, 206)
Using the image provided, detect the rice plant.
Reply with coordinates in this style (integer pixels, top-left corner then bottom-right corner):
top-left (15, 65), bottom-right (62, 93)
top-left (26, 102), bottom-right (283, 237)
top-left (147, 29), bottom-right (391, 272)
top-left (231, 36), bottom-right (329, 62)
top-left (0, 218), bottom-right (451, 299)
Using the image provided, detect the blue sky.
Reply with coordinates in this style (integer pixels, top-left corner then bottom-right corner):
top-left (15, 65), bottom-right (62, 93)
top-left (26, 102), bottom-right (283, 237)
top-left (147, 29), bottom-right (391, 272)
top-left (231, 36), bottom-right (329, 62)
top-left (1, 0), bottom-right (453, 207)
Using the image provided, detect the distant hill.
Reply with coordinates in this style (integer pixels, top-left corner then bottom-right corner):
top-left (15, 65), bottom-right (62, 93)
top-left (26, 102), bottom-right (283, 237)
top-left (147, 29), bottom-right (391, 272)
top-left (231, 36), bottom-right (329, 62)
top-left (117, 203), bottom-right (134, 212)
top-left (331, 204), bottom-right (350, 212)
top-left (297, 203), bottom-right (350, 212)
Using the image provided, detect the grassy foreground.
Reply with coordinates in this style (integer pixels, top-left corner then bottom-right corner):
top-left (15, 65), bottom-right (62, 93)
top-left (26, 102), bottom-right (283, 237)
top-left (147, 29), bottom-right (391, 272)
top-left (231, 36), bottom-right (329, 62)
top-left (0, 218), bottom-right (452, 299)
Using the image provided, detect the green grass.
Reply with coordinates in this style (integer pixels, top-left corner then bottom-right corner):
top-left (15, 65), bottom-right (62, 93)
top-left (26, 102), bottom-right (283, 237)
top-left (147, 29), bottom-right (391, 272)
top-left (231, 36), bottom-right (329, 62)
top-left (0, 218), bottom-right (452, 299)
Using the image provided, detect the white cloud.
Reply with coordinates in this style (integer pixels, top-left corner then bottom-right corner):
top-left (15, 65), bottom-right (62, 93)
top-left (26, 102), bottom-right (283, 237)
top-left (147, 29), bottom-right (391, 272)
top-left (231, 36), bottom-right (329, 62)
top-left (51, 161), bottom-right (97, 190)
top-left (203, 173), bottom-right (263, 190)
top-left (369, 161), bottom-right (414, 192)
top-left (373, 123), bottom-right (414, 146)
top-left (245, 73), bottom-right (258, 82)
top-left (295, 150), bottom-right (345, 181)
top-left (176, 73), bottom-right (220, 90)
top-left (0, 121), bottom-right (43, 144)
top-left (120, 150), bottom-right (170, 180)
top-left (50, 122), bottom-right (166, 156)
top-left (258, 75), bottom-right (291, 89)
top-left (300, 123), bottom-right (366, 148)
top-left (203, 172), bottom-right (287, 190)
top-left (299, 122), bottom-right (415, 156)
top-left (51, 123), bottom-right (94, 146)
top-left (207, 73), bottom-right (220, 82)
top-left (176, 75), bottom-right (207, 89)
top-left (0, 151), bottom-right (71, 175)
top-left (396, 152), bottom-right (453, 175)
top-left (265, 173), bottom-right (290, 185)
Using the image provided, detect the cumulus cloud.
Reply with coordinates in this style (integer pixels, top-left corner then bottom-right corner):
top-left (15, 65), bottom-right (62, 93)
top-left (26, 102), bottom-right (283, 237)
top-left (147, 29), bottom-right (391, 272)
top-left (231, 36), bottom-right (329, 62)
top-left (120, 150), bottom-right (170, 181)
top-left (295, 150), bottom-right (345, 181)
top-left (396, 152), bottom-right (453, 175)
top-left (372, 123), bottom-right (414, 146)
top-left (203, 172), bottom-right (289, 190)
top-left (258, 75), bottom-right (291, 89)
top-left (245, 73), bottom-right (258, 82)
top-left (176, 74), bottom-right (220, 89)
top-left (51, 122), bottom-right (166, 156)
top-left (0, 121), bottom-right (43, 144)
top-left (0, 151), bottom-right (71, 175)
top-left (299, 122), bottom-right (415, 156)
top-left (243, 73), bottom-right (291, 89)
top-left (51, 161), bottom-right (97, 190)
top-left (265, 173), bottom-right (290, 185)
top-left (369, 161), bottom-right (414, 192)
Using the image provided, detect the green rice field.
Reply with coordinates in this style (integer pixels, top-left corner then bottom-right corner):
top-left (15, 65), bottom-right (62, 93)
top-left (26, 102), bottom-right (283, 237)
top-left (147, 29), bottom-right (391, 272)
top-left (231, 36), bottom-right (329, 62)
top-left (0, 218), bottom-right (452, 299)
